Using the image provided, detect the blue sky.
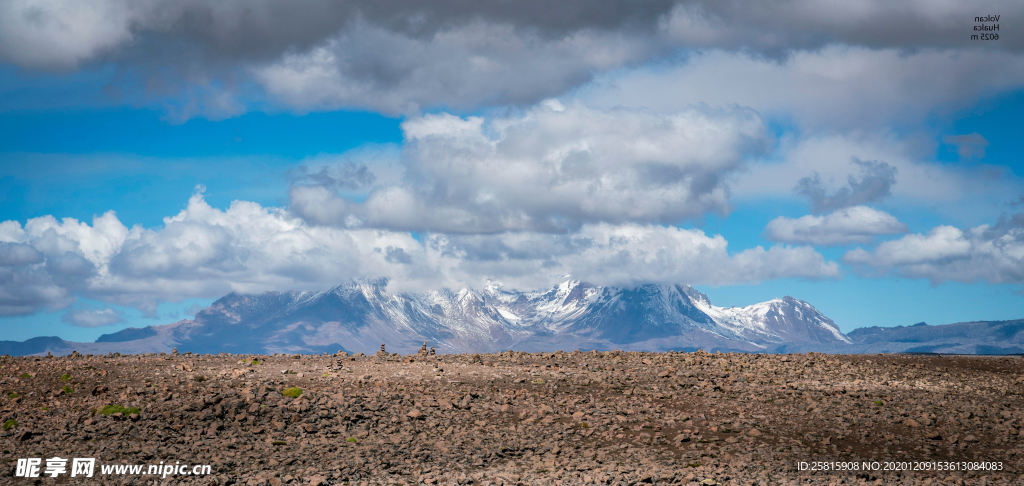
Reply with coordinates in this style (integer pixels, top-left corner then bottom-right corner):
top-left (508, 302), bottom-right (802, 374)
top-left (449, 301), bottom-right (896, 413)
top-left (1, 1), bottom-right (1022, 343)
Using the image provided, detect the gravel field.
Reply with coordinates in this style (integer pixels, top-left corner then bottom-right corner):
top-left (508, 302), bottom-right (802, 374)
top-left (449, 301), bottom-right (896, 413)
top-left (1, 348), bottom-right (1022, 485)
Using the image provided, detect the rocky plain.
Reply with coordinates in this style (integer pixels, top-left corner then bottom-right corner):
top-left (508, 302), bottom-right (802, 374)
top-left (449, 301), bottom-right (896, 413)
top-left (1, 347), bottom-right (1022, 485)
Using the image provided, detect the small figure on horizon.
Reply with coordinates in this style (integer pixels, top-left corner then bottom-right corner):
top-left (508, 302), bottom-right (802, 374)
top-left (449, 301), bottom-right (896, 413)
top-left (419, 341), bottom-right (429, 355)
top-left (429, 347), bottom-right (436, 356)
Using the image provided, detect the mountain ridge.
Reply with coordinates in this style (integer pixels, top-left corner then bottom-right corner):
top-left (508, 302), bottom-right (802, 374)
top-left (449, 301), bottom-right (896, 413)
top-left (4, 280), bottom-right (1020, 356)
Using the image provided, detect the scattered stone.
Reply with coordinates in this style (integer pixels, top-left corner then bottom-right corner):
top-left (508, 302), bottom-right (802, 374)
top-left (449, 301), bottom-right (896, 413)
top-left (0, 350), bottom-right (1016, 484)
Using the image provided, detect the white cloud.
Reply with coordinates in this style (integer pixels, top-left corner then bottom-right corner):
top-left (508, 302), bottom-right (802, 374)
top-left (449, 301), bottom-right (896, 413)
top-left (0, 189), bottom-right (839, 315)
top-left (61, 307), bottom-right (125, 327)
top-left (844, 216), bottom-right (1024, 284)
top-left (291, 101), bottom-right (769, 232)
top-left (727, 132), bottom-right (1022, 225)
top-left (423, 223), bottom-right (840, 292)
top-left (764, 206), bottom-right (907, 246)
top-left (580, 47), bottom-right (1024, 131)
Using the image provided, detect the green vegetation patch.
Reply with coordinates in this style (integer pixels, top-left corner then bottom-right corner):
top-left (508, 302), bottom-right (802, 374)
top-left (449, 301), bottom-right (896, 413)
top-left (7, 392), bottom-right (18, 399)
top-left (20, 373), bottom-right (30, 379)
top-left (60, 374), bottom-right (72, 381)
top-left (2, 419), bottom-right (16, 430)
top-left (873, 400), bottom-right (884, 406)
top-left (282, 387), bottom-right (303, 398)
top-left (272, 441), bottom-right (287, 446)
top-left (62, 385), bottom-right (73, 395)
top-left (346, 437), bottom-right (358, 443)
top-left (98, 405), bottom-right (141, 416)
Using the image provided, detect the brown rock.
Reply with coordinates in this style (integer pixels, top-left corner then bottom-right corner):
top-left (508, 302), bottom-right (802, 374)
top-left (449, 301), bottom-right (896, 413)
top-left (407, 409), bottom-right (423, 419)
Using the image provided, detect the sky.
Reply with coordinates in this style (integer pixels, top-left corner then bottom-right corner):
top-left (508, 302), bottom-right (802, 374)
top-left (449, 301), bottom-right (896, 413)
top-left (0, 0), bottom-right (1022, 343)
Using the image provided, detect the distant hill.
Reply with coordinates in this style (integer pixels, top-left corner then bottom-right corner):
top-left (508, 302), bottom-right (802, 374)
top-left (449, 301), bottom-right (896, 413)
top-left (3, 280), bottom-right (1020, 356)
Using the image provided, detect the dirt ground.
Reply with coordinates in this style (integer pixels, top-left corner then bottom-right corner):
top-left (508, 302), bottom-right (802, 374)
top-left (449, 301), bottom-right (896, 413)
top-left (1, 349), bottom-right (1022, 485)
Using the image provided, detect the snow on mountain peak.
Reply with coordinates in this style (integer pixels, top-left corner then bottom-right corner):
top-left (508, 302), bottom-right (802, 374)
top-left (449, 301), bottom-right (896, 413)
top-left (156, 279), bottom-right (851, 355)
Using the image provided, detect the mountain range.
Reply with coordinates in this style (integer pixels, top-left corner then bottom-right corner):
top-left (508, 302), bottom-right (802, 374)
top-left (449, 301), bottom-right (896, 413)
top-left (2, 280), bottom-right (1021, 356)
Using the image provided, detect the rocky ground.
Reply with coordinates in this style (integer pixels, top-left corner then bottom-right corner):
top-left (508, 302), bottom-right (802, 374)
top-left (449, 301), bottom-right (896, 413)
top-left (1, 349), bottom-right (1022, 485)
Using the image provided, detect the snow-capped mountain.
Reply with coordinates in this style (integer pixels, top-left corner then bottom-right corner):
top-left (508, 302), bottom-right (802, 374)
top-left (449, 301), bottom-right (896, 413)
top-left (66, 279), bottom-right (850, 355)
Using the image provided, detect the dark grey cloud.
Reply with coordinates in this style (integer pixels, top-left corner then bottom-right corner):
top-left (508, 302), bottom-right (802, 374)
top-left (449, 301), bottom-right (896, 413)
top-left (3, 0), bottom-right (1023, 117)
top-left (796, 158), bottom-right (897, 214)
top-left (664, 1), bottom-right (1023, 55)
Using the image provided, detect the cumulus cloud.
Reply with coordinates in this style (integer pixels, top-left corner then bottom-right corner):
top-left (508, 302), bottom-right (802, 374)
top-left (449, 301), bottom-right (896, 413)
top-left (61, 307), bottom-right (126, 327)
top-left (795, 158), bottom-right (897, 213)
top-left (764, 206), bottom-right (907, 246)
top-left (0, 189), bottom-right (838, 314)
top-left (844, 215), bottom-right (1024, 284)
top-left (291, 101), bottom-right (769, 232)
top-left (0, 225), bottom-right (96, 316)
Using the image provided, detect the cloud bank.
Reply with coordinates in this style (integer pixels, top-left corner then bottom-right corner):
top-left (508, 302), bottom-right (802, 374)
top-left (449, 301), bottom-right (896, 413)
top-left (4, 0), bottom-right (1023, 117)
top-left (0, 189), bottom-right (838, 316)
top-left (845, 215), bottom-right (1024, 284)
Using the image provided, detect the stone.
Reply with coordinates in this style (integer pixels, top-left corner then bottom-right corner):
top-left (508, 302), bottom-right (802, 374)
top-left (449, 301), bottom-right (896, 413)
top-left (0, 347), bottom-right (1019, 485)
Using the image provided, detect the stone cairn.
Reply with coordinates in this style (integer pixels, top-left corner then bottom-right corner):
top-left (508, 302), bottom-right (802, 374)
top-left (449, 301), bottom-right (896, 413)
top-left (376, 343), bottom-right (388, 357)
top-left (429, 347), bottom-right (436, 356)
top-left (418, 342), bottom-right (429, 356)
